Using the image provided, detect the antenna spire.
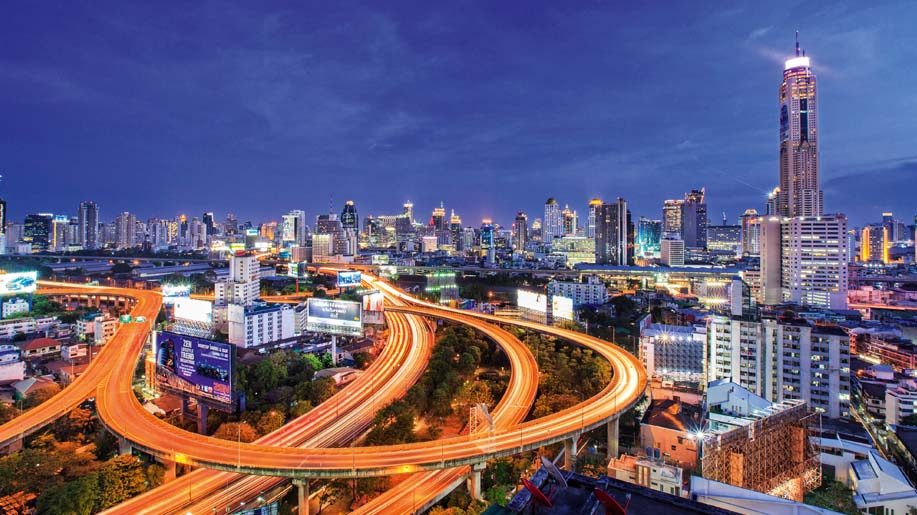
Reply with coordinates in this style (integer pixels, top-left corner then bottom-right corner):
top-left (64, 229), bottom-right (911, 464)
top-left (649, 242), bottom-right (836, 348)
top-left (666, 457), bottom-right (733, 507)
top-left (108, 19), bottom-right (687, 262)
top-left (795, 30), bottom-right (800, 57)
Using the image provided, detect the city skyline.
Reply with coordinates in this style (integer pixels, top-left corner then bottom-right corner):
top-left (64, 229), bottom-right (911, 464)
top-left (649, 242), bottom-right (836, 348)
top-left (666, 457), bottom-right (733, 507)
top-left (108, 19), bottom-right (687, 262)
top-left (2, 2), bottom-right (917, 226)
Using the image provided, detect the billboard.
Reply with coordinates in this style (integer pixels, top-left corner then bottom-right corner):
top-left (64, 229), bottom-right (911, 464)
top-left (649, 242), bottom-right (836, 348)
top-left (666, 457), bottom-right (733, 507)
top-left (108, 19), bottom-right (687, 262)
top-left (306, 298), bottom-right (362, 336)
top-left (551, 295), bottom-right (574, 322)
top-left (336, 271), bottom-right (362, 288)
top-left (371, 254), bottom-right (390, 265)
top-left (161, 283), bottom-right (191, 305)
top-left (154, 331), bottom-right (233, 404)
top-left (0, 271), bottom-right (37, 296)
top-left (173, 298), bottom-right (213, 324)
top-left (361, 291), bottom-right (385, 325)
top-left (516, 289), bottom-right (547, 313)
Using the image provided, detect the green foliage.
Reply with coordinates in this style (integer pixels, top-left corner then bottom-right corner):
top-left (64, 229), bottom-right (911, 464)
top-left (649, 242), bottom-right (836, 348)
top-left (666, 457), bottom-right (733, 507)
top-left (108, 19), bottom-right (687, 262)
top-left (94, 455), bottom-right (148, 511)
top-left (366, 400), bottom-right (416, 446)
top-left (352, 351), bottom-right (373, 369)
top-left (803, 475), bottom-right (860, 515)
top-left (310, 377), bottom-right (337, 406)
top-left (37, 474), bottom-right (99, 515)
top-left (514, 328), bottom-right (610, 400)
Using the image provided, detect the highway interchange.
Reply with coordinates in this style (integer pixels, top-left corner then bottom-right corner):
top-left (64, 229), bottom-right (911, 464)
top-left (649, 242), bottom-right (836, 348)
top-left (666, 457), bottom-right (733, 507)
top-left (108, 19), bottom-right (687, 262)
top-left (0, 272), bottom-right (647, 514)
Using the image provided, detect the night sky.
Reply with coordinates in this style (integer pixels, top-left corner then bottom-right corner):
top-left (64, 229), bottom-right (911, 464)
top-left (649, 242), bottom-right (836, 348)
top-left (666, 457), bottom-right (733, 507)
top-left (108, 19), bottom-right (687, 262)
top-left (2, 1), bottom-right (916, 228)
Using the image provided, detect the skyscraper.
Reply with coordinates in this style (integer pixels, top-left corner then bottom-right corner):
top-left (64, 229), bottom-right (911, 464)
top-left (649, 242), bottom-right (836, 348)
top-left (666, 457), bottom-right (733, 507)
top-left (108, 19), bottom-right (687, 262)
top-left (681, 188), bottom-right (707, 249)
top-left (740, 209), bottom-right (760, 256)
top-left (480, 220), bottom-right (495, 264)
top-left (586, 198), bottom-right (602, 238)
top-left (282, 210), bottom-right (308, 247)
top-left (24, 213), bottom-right (53, 252)
top-left (202, 212), bottom-right (216, 238)
top-left (777, 33), bottom-right (822, 217)
top-left (636, 217), bottom-right (662, 257)
top-left (595, 198), bottom-right (632, 265)
top-left (115, 212), bottom-right (137, 249)
top-left (449, 210), bottom-right (463, 252)
top-left (402, 201), bottom-right (414, 225)
top-left (78, 201), bottom-right (99, 250)
top-left (341, 201), bottom-right (359, 231)
top-left (543, 198), bottom-right (562, 244)
top-left (662, 199), bottom-right (683, 239)
top-left (512, 211), bottom-right (528, 251)
top-left (431, 203), bottom-right (446, 232)
top-left (561, 205), bottom-right (577, 236)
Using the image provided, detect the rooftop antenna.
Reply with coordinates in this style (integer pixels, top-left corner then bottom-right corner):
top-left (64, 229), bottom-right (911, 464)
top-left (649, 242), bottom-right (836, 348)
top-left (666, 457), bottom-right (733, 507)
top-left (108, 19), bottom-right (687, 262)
top-left (795, 30), bottom-right (801, 57)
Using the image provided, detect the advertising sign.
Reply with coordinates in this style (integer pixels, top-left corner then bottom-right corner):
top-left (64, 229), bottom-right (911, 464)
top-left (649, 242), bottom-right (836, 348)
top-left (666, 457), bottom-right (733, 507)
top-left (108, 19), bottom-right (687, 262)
top-left (306, 298), bottom-right (362, 336)
top-left (155, 331), bottom-right (233, 404)
top-left (551, 295), bottom-right (574, 322)
top-left (361, 291), bottom-right (385, 325)
top-left (173, 298), bottom-right (213, 324)
top-left (0, 271), bottom-right (38, 296)
top-left (516, 289), bottom-right (547, 313)
top-left (371, 254), bottom-right (390, 265)
top-left (336, 271), bottom-right (362, 288)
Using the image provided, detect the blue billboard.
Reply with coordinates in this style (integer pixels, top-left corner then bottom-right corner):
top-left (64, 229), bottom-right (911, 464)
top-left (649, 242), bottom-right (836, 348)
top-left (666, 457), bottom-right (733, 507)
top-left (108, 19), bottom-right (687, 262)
top-left (336, 270), bottom-right (362, 288)
top-left (155, 331), bottom-right (234, 405)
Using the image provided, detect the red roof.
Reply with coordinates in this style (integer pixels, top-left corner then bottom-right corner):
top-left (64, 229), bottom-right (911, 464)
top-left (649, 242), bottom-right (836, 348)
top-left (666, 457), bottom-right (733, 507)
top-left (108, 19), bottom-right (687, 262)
top-left (19, 337), bottom-right (61, 352)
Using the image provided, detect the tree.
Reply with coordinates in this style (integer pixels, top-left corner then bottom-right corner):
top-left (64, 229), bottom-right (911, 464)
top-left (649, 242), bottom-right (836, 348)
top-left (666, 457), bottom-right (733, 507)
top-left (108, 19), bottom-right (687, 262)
top-left (0, 403), bottom-right (16, 425)
top-left (309, 377), bottom-right (337, 406)
top-left (23, 384), bottom-right (62, 409)
top-left (110, 262), bottom-right (133, 275)
top-left (212, 422), bottom-right (257, 443)
top-left (37, 473), bottom-right (100, 515)
top-left (302, 353), bottom-right (323, 373)
top-left (256, 410), bottom-right (285, 435)
top-left (291, 400), bottom-right (313, 417)
top-left (53, 407), bottom-right (94, 443)
top-left (95, 455), bottom-right (148, 511)
top-left (366, 400), bottom-right (415, 446)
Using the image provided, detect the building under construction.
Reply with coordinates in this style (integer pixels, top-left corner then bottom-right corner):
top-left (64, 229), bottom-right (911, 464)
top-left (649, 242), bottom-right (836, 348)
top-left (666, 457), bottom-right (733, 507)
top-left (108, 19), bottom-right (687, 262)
top-left (699, 400), bottom-right (821, 502)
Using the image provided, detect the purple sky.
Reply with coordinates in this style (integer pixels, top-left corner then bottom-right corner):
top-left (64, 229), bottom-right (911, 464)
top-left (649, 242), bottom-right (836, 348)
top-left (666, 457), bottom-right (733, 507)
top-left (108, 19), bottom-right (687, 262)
top-left (2, 1), bottom-right (916, 228)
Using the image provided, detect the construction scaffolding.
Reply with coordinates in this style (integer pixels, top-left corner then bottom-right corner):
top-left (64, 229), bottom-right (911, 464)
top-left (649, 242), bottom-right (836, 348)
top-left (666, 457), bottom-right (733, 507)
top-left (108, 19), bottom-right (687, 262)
top-left (699, 401), bottom-right (821, 502)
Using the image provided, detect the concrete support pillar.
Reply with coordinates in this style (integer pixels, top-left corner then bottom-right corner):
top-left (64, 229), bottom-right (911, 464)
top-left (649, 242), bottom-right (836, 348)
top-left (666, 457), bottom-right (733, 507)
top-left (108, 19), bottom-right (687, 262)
top-left (293, 479), bottom-right (310, 515)
top-left (563, 437), bottom-right (578, 471)
top-left (197, 402), bottom-right (209, 435)
top-left (118, 437), bottom-right (132, 456)
top-left (468, 463), bottom-right (486, 500)
top-left (607, 417), bottom-right (620, 460)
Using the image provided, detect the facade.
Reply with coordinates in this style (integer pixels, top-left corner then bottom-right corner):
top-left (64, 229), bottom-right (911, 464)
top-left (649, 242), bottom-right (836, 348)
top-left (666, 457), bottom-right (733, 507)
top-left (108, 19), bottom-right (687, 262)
top-left (114, 211), bottom-right (137, 249)
top-left (779, 214), bottom-right (848, 309)
top-left (282, 210), bottom-right (308, 247)
top-left (586, 198), bottom-right (601, 239)
top-left (777, 37), bottom-right (822, 218)
top-left (23, 213), bottom-right (53, 252)
top-left (636, 217), bottom-right (662, 257)
top-left (860, 224), bottom-right (889, 264)
top-left (707, 314), bottom-right (850, 418)
top-left (740, 209), bottom-right (760, 256)
top-left (639, 323), bottom-right (706, 384)
top-left (595, 198), bottom-right (632, 265)
top-left (512, 211), bottom-right (528, 251)
top-left (1, 298), bottom-right (30, 319)
top-left (214, 253), bottom-right (261, 308)
top-left (662, 199), bottom-right (683, 239)
top-left (546, 275), bottom-right (607, 307)
top-left (706, 223), bottom-right (741, 257)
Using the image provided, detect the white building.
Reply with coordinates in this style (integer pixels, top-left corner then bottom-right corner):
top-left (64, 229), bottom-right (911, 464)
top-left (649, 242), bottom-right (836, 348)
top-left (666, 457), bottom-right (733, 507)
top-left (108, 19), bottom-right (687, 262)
top-left (2, 298), bottom-right (30, 319)
top-left (311, 233), bottom-right (334, 262)
top-left (0, 344), bottom-right (25, 384)
top-left (546, 275), bottom-right (608, 306)
top-left (639, 323), bottom-right (706, 385)
top-left (886, 380), bottom-right (917, 426)
top-left (660, 238), bottom-right (685, 266)
top-left (849, 450), bottom-right (917, 514)
top-left (214, 253), bottom-right (260, 308)
top-left (227, 303), bottom-right (295, 348)
top-left (0, 316), bottom-right (58, 340)
top-left (707, 314), bottom-right (850, 418)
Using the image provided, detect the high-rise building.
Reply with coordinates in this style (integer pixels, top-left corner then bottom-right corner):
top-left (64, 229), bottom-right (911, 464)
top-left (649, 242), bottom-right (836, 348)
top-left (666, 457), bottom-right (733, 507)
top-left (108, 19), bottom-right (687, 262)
top-left (512, 211), bottom-right (528, 251)
top-left (0, 199), bottom-right (5, 237)
top-left (215, 252), bottom-right (261, 307)
top-left (561, 205), bottom-right (577, 236)
top-left (402, 201), bottom-right (414, 225)
top-left (586, 198), bottom-right (601, 239)
top-left (660, 238), bottom-right (685, 267)
top-left (636, 217), bottom-right (662, 257)
top-left (595, 198), bottom-right (632, 265)
top-left (50, 215), bottom-right (70, 252)
top-left (740, 209), bottom-right (760, 256)
top-left (707, 219), bottom-right (741, 257)
top-left (78, 201), bottom-right (99, 250)
top-left (431, 203), bottom-right (446, 232)
top-left (281, 210), bottom-right (308, 247)
top-left (662, 199), bottom-right (683, 239)
top-left (449, 210), bottom-right (463, 252)
top-left (114, 212), bottom-right (137, 250)
top-left (202, 212), bottom-right (216, 238)
top-left (681, 189), bottom-right (707, 249)
top-left (341, 201), bottom-right (359, 232)
top-left (777, 34), bottom-right (822, 217)
top-left (761, 214), bottom-right (848, 309)
top-left (480, 220), bottom-right (495, 264)
top-left (860, 224), bottom-right (889, 264)
top-left (543, 198), bottom-right (562, 243)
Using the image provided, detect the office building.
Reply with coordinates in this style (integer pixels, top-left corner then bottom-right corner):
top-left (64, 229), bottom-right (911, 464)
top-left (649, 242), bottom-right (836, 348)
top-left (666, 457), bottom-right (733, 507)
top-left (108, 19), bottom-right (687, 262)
top-left (214, 252), bottom-right (261, 308)
top-left (860, 224), bottom-right (889, 264)
top-left (561, 205), bottom-right (577, 236)
top-left (480, 220), bottom-right (495, 264)
top-left (660, 238), bottom-right (685, 267)
top-left (543, 198), bottom-right (562, 243)
top-left (78, 201), bottom-right (99, 250)
top-left (740, 209), bottom-right (760, 256)
top-left (586, 198), bottom-right (601, 238)
top-left (449, 210), bottom-right (463, 252)
top-left (681, 188), bottom-right (707, 249)
top-left (282, 210), bottom-right (308, 247)
top-left (227, 302), bottom-right (295, 348)
top-left (114, 212), bottom-right (137, 249)
top-left (780, 215), bottom-right (848, 309)
top-left (23, 213), bottom-right (53, 252)
top-left (595, 198), bottom-right (632, 265)
top-left (777, 35), bottom-right (822, 217)
top-left (639, 323), bottom-right (706, 384)
top-left (636, 217), bottom-right (662, 257)
top-left (311, 233), bottom-right (333, 262)
top-left (707, 313), bottom-right (850, 418)
top-left (512, 211), bottom-right (528, 251)
top-left (706, 222), bottom-right (741, 257)
top-left (662, 199), bottom-right (683, 238)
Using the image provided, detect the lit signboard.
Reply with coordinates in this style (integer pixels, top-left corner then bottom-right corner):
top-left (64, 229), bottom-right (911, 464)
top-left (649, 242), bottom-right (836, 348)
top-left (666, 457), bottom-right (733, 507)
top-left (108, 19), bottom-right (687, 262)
top-left (173, 298), bottom-right (213, 324)
top-left (336, 271), bottom-right (362, 288)
top-left (306, 298), bottom-right (362, 336)
top-left (154, 331), bottom-right (234, 404)
top-left (516, 289), bottom-right (547, 313)
top-left (161, 283), bottom-right (192, 298)
top-left (551, 295), bottom-right (574, 322)
top-left (371, 254), bottom-right (390, 265)
top-left (361, 291), bottom-right (385, 325)
top-left (0, 272), bottom-right (38, 296)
